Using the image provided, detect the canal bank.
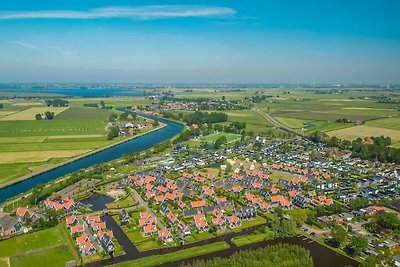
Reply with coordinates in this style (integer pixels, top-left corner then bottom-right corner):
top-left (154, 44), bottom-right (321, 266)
top-left (0, 116), bottom-right (184, 203)
top-left (0, 123), bottom-right (167, 190)
top-left (88, 217), bottom-right (359, 267)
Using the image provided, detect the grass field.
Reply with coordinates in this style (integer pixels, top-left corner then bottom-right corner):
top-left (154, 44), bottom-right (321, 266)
top-left (0, 150), bottom-right (89, 164)
top-left (391, 142), bottom-right (400, 149)
top-left (0, 226), bottom-right (65, 258)
top-left (0, 105), bottom-right (126, 185)
top-left (0, 158), bottom-right (67, 185)
top-left (269, 171), bottom-right (295, 183)
top-left (231, 231), bottom-right (276, 247)
top-left (0, 107), bottom-right (69, 121)
top-left (110, 242), bottom-right (230, 267)
top-left (202, 132), bottom-right (241, 143)
top-left (9, 245), bottom-right (74, 267)
top-left (365, 117), bottom-right (400, 130)
top-left (106, 195), bottom-right (137, 209)
top-left (327, 125), bottom-right (400, 141)
top-left (275, 117), bottom-right (309, 129)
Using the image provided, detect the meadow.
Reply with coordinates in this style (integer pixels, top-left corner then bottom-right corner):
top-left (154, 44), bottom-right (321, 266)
top-left (326, 125), bottom-right (400, 141)
top-left (0, 107), bottom-right (69, 121)
top-left (0, 100), bottom-right (143, 186)
top-left (0, 226), bottom-right (65, 257)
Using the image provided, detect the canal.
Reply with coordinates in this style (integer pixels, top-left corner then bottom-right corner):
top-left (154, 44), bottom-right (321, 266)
top-left (0, 116), bottom-right (184, 202)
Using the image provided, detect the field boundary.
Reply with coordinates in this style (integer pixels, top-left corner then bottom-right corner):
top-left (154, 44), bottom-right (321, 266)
top-left (0, 123), bottom-right (166, 189)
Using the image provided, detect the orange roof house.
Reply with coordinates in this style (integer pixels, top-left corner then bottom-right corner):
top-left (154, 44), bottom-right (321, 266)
top-left (191, 200), bottom-right (206, 208)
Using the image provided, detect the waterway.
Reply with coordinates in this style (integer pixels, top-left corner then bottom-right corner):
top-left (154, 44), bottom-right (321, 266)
top-left (0, 116), bottom-right (183, 202)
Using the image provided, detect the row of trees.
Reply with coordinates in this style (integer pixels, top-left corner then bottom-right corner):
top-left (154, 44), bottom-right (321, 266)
top-left (185, 243), bottom-right (313, 267)
top-left (183, 111), bottom-right (228, 125)
top-left (35, 111), bottom-right (55, 120)
top-left (45, 99), bottom-right (68, 107)
top-left (335, 118), bottom-right (353, 123)
top-left (309, 131), bottom-right (400, 163)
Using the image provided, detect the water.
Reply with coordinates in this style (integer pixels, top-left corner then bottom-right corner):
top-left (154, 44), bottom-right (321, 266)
top-left (80, 194), bottom-right (114, 211)
top-left (0, 116), bottom-right (183, 202)
top-left (0, 87), bottom-right (144, 97)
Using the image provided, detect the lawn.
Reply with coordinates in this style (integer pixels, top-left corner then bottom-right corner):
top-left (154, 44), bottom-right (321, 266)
top-left (106, 194), bottom-right (138, 209)
top-left (110, 241), bottom-right (230, 267)
top-left (327, 125), bottom-right (400, 141)
top-left (275, 117), bottom-right (309, 129)
top-left (125, 228), bottom-right (160, 251)
top-left (231, 231), bottom-right (276, 246)
top-left (232, 216), bottom-right (267, 232)
top-left (202, 132), bottom-right (241, 144)
top-left (9, 245), bottom-right (74, 267)
top-left (0, 226), bottom-right (65, 258)
top-left (269, 171), bottom-right (295, 183)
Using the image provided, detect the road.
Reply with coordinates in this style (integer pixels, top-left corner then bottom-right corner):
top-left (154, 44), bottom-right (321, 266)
top-left (255, 109), bottom-right (305, 137)
top-left (130, 188), bottom-right (165, 228)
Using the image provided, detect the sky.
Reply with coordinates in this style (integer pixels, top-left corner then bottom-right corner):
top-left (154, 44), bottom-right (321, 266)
top-left (0, 0), bottom-right (399, 84)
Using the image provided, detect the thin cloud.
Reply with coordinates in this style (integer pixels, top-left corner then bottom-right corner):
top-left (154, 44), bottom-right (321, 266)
top-left (0, 5), bottom-right (236, 20)
top-left (9, 41), bottom-right (77, 55)
top-left (9, 41), bottom-right (40, 50)
top-left (46, 46), bottom-right (77, 55)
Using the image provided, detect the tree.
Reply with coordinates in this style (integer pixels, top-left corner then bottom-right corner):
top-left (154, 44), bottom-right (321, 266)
top-left (331, 225), bottom-right (347, 247)
top-left (152, 120), bottom-right (160, 127)
top-left (35, 113), bottom-right (42, 120)
top-left (100, 100), bottom-right (105, 109)
top-left (287, 209), bottom-right (308, 227)
top-left (107, 127), bottom-right (120, 140)
top-left (351, 236), bottom-right (368, 255)
top-left (214, 135), bottom-right (227, 149)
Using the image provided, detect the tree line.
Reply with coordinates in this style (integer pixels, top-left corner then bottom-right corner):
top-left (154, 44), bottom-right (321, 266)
top-left (183, 111), bottom-right (228, 125)
top-left (309, 132), bottom-right (400, 163)
top-left (45, 99), bottom-right (68, 107)
top-left (183, 243), bottom-right (313, 267)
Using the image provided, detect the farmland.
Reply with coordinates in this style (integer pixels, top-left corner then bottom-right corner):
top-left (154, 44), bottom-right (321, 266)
top-left (0, 99), bottom-right (154, 187)
top-left (326, 125), bottom-right (400, 141)
top-left (0, 107), bottom-right (68, 121)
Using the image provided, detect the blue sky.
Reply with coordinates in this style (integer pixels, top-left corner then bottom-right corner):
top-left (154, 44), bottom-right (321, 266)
top-left (0, 0), bottom-right (399, 83)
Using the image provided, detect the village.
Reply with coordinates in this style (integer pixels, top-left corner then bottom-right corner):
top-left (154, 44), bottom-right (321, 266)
top-left (1, 135), bottom-right (399, 265)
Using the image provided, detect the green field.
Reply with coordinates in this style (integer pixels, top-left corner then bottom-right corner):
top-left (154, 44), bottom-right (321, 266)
top-left (365, 117), bottom-right (400, 130)
top-left (202, 132), bottom-right (241, 143)
top-left (110, 242), bottom-right (230, 267)
top-left (225, 110), bottom-right (272, 134)
top-left (0, 226), bottom-right (65, 258)
top-left (275, 117), bottom-right (309, 129)
top-left (231, 231), bottom-right (276, 247)
top-left (9, 245), bottom-right (74, 267)
top-left (0, 107), bottom-right (69, 121)
top-left (0, 103), bottom-right (152, 186)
